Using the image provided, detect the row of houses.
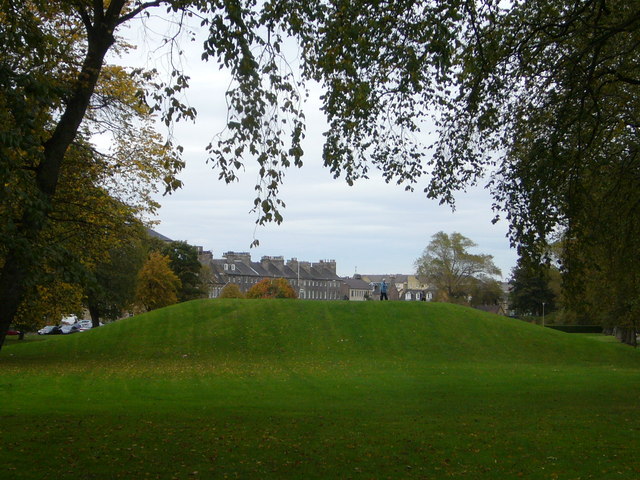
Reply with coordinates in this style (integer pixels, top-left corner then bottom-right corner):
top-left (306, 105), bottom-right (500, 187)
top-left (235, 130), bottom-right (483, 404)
top-left (154, 232), bottom-right (506, 310)
top-left (198, 250), bottom-right (433, 302)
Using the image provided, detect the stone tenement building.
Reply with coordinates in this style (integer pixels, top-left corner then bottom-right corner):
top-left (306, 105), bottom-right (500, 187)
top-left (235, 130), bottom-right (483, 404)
top-left (200, 251), bottom-right (344, 300)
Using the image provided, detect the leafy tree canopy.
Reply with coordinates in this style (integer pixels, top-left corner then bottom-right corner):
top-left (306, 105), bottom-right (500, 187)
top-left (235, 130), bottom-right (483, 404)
top-left (135, 252), bottom-right (182, 312)
top-left (246, 278), bottom-right (297, 299)
top-left (219, 283), bottom-right (244, 299)
top-left (14, 281), bottom-right (84, 333)
top-left (508, 259), bottom-right (559, 318)
top-left (160, 241), bottom-right (207, 302)
top-left (415, 231), bottom-right (501, 304)
top-left (85, 224), bottom-right (148, 326)
top-left (468, 277), bottom-right (504, 308)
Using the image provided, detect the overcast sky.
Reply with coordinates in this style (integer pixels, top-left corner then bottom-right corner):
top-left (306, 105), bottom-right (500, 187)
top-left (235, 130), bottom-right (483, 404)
top-left (112, 15), bottom-right (518, 279)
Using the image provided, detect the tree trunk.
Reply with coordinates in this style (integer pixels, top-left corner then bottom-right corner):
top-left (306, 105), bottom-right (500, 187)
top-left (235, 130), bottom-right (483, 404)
top-left (613, 326), bottom-right (637, 347)
top-left (0, 6), bottom-right (122, 350)
top-left (0, 254), bottom-right (30, 348)
top-left (88, 303), bottom-right (101, 329)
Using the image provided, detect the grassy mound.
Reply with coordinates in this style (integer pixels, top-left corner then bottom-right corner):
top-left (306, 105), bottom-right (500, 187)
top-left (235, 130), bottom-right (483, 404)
top-left (4, 299), bottom-right (636, 367)
top-left (1, 300), bottom-right (639, 479)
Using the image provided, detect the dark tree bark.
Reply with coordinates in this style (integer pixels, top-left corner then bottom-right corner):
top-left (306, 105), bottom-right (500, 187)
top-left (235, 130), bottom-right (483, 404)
top-left (88, 303), bottom-right (102, 329)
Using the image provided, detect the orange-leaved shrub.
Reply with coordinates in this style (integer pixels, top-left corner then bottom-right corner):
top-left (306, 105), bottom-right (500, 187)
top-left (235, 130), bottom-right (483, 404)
top-left (246, 278), bottom-right (297, 299)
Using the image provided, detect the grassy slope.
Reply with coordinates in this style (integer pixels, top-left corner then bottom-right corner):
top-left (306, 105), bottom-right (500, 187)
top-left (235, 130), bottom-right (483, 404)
top-left (4, 299), bottom-right (636, 366)
top-left (1, 299), bottom-right (639, 479)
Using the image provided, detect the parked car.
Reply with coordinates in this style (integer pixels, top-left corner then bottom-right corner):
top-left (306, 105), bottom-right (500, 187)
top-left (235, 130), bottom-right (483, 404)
top-left (6, 328), bottom-right (24, 339)
top-left (75, 320), bottom-right (93, 331)
top-left (59, 324), bottom-right (80, 335)
top-left (74, 320), bottom-right (103, 331)
top-left (37, 325), bottom-right (62, 335)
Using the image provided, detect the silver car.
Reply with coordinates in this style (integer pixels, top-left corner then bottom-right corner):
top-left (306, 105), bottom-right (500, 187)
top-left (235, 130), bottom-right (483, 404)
top-left (59, 324), bottom-right (80, 334)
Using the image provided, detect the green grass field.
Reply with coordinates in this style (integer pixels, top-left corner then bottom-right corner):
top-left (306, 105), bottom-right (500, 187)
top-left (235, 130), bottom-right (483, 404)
top-left (1, 299), bottom-right (639, 479)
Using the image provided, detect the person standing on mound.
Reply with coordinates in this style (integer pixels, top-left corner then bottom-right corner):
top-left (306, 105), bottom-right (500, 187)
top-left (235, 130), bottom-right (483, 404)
top-left (380, 279), bottom-right (388, 301)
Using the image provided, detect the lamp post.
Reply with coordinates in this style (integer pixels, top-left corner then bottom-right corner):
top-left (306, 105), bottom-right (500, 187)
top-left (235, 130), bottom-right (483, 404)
top-left (542, 302), bottom-right (546, 327)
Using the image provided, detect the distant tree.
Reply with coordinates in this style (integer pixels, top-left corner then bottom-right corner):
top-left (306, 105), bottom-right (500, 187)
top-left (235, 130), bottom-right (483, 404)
top-left (508, 259), bottom-right (558, 318)
top-left (198, 264), bottom-right (214, 298)
top-left (85, 229), bottom-right (147, 326)
top-left (469, 277), bottom-right (505, 307)
top-left (219, 283), bottom-right (244, 299)
top-left (246, 278), bottom-right (297, 299)
top-left (415, 232), bottom-right (501, 304)
top-left (161, 241), bottom-right (207, 302)
top-left (135, 252), bottom-right (182, 312)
